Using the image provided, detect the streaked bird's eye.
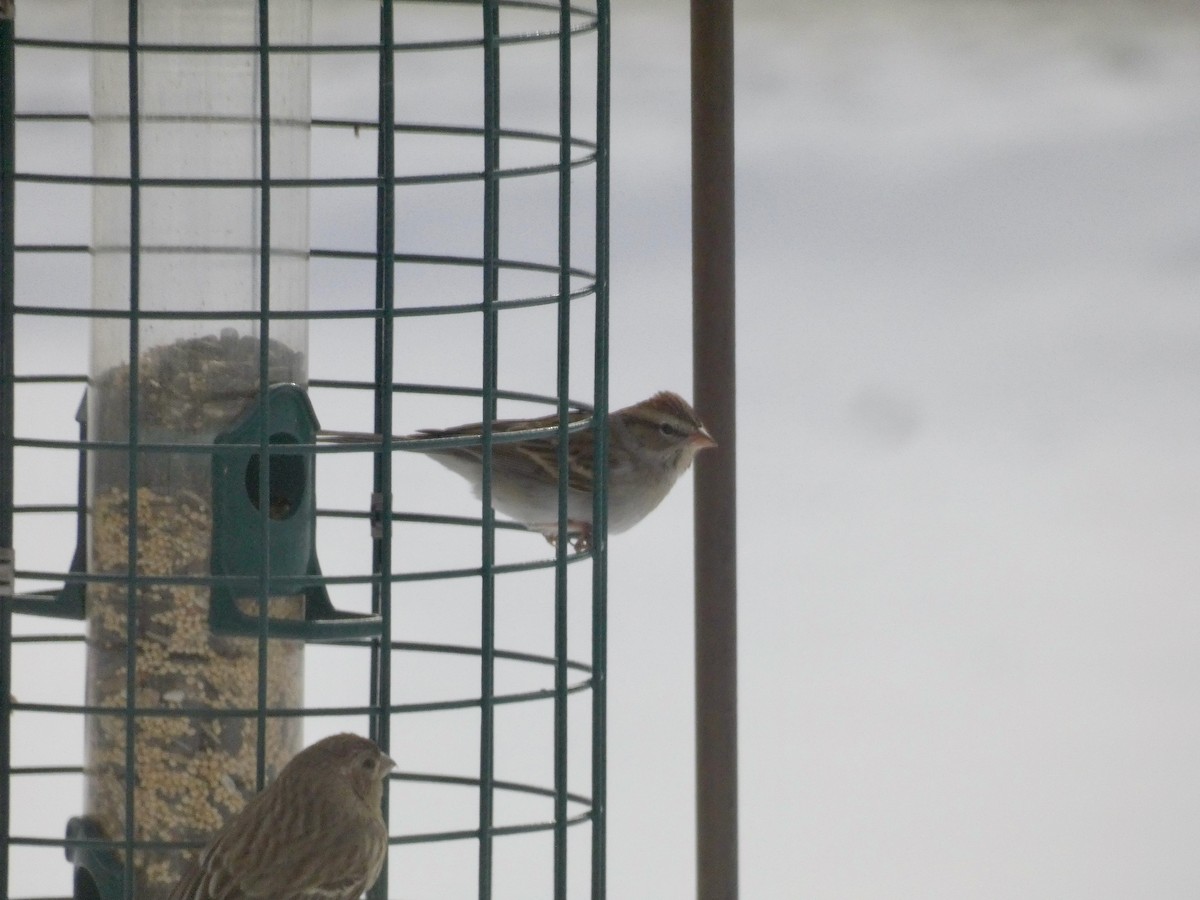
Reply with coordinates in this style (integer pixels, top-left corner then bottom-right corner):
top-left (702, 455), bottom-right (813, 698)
top-left (659, 422), bottom-right (679, 437)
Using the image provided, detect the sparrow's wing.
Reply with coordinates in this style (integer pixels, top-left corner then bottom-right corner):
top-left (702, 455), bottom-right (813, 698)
top-left (419, 411), bottom-right (596, 493)
top-left (416, 408), bottom-right (584, 441)
top-left (170, 783), bottom-right (378, 900)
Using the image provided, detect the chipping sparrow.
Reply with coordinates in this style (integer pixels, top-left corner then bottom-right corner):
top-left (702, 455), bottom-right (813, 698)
top-left (169, 733), bottom-right (394, 900)
top-left (415, 391), bottom-right (716, 550)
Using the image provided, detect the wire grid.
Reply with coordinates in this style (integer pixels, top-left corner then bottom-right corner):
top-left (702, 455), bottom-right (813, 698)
top-left (0, 0), bottom-right (611, 897)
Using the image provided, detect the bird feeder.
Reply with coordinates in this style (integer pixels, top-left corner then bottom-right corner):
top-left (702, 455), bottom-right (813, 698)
top-left (2, 2), bottom-right (609, 898)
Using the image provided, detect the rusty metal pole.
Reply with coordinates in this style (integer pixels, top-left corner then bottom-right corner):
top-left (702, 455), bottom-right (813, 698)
top-left (691, 0), bottom-right (738, 898)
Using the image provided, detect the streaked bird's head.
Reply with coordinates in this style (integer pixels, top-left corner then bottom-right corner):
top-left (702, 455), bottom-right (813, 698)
top-left (296, 733), bottom-right (396, 805)
top-left (615, 391), bottom-right (717, 473)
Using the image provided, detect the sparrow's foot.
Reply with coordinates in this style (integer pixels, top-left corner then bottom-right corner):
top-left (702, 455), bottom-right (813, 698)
top-left (538, 523), bottom-right (592, 553)
top-left (568, 524), bottom-right (593, 553)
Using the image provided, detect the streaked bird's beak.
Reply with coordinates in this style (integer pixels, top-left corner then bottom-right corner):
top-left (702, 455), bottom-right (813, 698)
top-left (691, 427), bottom-right (718, 450)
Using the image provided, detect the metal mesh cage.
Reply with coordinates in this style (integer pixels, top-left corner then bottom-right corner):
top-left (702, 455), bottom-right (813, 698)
top-left (1, 0), bottom-right (610, 897)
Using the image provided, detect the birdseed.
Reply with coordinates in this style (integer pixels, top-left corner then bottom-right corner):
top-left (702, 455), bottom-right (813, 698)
top-left (84, 332), bottom-right (308, 896)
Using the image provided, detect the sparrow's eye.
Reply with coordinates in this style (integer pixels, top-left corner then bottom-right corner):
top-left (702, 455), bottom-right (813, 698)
top-left (659, 422), bottom-right (680, 437)
top-left (361, 756), bottom-right (376, 771)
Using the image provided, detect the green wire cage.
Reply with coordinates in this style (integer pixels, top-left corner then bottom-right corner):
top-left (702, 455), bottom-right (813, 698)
top-left (1, 0), bottom-right (610, 897)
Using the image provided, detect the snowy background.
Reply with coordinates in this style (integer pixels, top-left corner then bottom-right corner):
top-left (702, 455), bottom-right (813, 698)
top-left (7, 0), bottom-right (1200, 897)
top-left (611, 2), bottom-right (1200, 897)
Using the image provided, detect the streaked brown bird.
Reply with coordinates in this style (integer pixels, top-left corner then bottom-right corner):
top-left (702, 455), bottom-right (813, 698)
top-left (169, 733), bottom-right (395, 900)
top-left (414, 390), bottom-right (716, 550)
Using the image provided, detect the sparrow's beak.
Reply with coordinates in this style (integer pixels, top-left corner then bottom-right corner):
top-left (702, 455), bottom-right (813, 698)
top-left (691, 427), bottom-right (718, 450)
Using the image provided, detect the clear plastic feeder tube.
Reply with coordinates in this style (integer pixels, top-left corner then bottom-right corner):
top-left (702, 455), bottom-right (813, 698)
top-left (85, 2), bottom-right (311, 894)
